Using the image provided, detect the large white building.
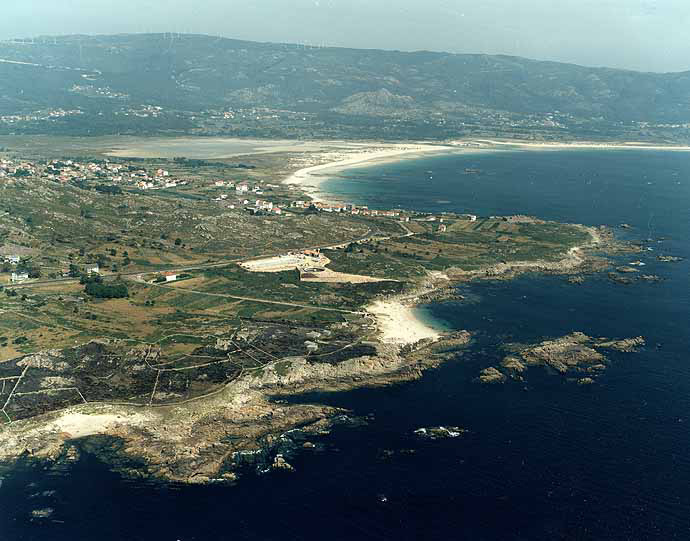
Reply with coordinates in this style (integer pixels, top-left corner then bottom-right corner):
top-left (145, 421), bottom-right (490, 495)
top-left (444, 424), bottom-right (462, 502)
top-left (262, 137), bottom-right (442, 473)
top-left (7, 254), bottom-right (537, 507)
top-left (11, 272), bottom-right (29, 282)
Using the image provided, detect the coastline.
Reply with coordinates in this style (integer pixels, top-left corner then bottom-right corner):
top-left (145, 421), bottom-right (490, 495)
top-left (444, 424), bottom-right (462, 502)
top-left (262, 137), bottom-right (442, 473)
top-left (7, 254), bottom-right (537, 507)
top-left (0, 140), bottom-right (630, 485)
top-left (283, 137), bottom-right (690, 204)
top-left (469, 139), bottom-right (690, 152)
top-left (282, 142), bottom-right (458, 343)
top-left (283, 142), bottom-right (609, 347)
top-left (367, 298), bottom-right (442, 345)
top-left (363, 224), bottom-right (601, 347)
top-left (283, 143), bottom-right (456, 202)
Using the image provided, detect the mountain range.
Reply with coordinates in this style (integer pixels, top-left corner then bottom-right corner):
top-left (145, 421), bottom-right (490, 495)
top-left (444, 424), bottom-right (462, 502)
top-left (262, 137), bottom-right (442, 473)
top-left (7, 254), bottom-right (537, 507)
top-left (0, 33), bottom-right (688, 141)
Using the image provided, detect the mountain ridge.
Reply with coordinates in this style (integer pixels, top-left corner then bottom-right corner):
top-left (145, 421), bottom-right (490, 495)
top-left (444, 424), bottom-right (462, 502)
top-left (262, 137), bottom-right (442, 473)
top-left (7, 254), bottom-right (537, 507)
top-left (3, 33), bottom-right (688, 75)
top-left (0, 33), bottom-right (688, 141)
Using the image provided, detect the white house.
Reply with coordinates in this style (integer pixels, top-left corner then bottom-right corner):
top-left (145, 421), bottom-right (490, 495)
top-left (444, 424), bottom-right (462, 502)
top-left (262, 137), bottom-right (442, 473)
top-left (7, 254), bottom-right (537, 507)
top-left (85, 263), bottom-right (100, 275)
top-left (11, 272), bottom-right (29, 282)
top-left (5, 255), bottom-right (20, 265)
top-left (163, 272), bottom-right (178, 282)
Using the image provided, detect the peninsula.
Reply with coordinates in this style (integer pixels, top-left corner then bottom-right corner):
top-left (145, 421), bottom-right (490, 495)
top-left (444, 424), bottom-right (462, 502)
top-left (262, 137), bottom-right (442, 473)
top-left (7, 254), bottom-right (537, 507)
top-left (0, 138), bottom-right (627, 482)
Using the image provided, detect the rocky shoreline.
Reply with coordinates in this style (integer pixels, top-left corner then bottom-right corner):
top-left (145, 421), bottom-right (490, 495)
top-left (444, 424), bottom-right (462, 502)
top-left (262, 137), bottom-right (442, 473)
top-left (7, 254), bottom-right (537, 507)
top-left (0, 206), bottom-right (635, 485)
top-left (479, 332), bottom-right (645, 385)
top-left (0, 331), bottom-right (472, 484)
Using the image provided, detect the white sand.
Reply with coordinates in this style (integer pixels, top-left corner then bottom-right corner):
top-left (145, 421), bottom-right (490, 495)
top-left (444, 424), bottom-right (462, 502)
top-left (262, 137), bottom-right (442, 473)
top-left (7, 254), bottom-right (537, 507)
top-left (468, 139), bottom-right (690, 152)
top-left (48, 411), bottom-right (150, 438)
top-left (367, 299), bottom-right (440, 345)
top-left (284, 143), bottom-right (455, 201)
top-left (0, 408), bottom-right (154, 461)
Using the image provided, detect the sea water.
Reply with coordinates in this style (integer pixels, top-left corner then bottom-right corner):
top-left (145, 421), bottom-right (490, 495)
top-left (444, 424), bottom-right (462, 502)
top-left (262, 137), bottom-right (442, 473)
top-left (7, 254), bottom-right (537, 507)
top-left (2, 149), bottom-right (690, 540)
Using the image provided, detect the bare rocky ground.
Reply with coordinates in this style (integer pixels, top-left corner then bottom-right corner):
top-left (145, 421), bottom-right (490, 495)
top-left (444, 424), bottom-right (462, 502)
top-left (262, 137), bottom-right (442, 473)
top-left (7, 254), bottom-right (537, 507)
top-left (0, 218), bottom-right (630, 483)
top-left (0, 152), bottom-right (644, 484)
top-left (0, 331), bottom-right (471, 483)
top-left (479, 332), bottom-right (645, 385)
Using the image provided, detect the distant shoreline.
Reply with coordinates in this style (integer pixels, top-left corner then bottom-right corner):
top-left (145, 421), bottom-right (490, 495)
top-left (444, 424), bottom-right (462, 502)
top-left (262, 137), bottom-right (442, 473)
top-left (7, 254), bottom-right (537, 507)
top-left (282, 138), bottom-right (629, 346)
top-left (470, 139), bottom-right (690, 152)
top-left (282, 142), bottom-right (459, 202)
top-left (282, 137), bottom-right (690, 203)
top-left (282, 142), bottom-right (460, 345)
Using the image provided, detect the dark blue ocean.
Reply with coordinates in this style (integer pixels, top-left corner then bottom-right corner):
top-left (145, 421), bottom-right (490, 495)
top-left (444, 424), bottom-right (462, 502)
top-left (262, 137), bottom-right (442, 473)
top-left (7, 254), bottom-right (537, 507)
top-left (2, 149), bottom-right (690, 540)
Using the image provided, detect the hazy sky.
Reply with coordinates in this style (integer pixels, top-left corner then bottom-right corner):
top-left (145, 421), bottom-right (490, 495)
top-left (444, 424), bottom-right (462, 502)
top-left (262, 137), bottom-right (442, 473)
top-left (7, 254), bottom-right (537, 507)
top-left (2, 0), bottom-right (689, 72)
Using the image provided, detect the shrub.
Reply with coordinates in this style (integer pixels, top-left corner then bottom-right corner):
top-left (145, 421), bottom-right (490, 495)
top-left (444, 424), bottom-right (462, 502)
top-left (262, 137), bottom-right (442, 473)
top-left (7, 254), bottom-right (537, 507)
top-left (84, 281), bottom-right (129, 299)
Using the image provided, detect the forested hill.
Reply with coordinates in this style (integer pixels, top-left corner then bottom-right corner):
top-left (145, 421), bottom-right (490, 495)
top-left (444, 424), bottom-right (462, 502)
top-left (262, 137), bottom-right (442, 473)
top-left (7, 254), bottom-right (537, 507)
top-left (0, 33), bottom-right (688, 141)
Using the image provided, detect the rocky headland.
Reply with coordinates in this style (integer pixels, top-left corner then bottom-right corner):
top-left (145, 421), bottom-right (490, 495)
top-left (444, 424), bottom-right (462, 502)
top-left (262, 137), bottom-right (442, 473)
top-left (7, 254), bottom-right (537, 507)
top-left (0, 331), bottom-right (471, 484)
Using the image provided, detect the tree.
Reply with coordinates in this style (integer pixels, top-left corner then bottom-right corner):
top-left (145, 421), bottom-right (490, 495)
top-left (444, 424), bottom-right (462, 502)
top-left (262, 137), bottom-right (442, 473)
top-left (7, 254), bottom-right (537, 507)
top-left (84, 281), bottom-right (129, 299)
top-left (80, 274), bottom-right (103, 285)
top-left (174, 238), bottom-right (182, 246)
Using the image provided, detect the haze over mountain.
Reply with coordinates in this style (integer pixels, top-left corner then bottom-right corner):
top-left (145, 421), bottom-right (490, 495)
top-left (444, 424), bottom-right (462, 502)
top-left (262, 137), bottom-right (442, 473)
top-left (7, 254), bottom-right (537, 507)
top-left (1, 33), bottom-right (689, 142)
top-left (2, 0), bottom-right (690, 73)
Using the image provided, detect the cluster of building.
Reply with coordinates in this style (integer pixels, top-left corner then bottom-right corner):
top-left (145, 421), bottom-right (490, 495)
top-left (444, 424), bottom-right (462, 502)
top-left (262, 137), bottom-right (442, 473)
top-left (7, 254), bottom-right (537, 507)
top-left (0, 158), bottom-right (37, 178)
top-left (70, 85), bottom-right (129, 100)
top-left (251, 199), bottom-right (284, 215)
top-left (0, 157), bottom-right (188, 190)
top-left (0, 109), bottom-right (84, 125)
top-left (3, 254), bottom-right (28, 283)
top-left (288, 200), bottom-right (479, 225)
top-left (290, 200), bottom-right (406, 218)
top-left (212, 180), bottom-right (289, 215)
top-left (212, 180), bottom-right (264, 194)
top-left (114, 105), bottom-right (164, 118)
top-left (2, 254), bottom-right (102, 283)
top-left (204, 107), bottom-right (314, 124)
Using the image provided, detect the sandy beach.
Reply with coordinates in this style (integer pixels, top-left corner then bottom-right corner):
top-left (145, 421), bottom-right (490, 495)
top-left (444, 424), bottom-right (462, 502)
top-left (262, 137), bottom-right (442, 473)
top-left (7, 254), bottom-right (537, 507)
top-left (367, 298), bottom-right (441, 345)
top-left (283, 143), bottom-right (455, 202)
top-left (469, 139), bottom-right (690, 152)
top-left (281, 139), bottom-right (621, 348)
top-left (282, 142), bottom-right (455, 345)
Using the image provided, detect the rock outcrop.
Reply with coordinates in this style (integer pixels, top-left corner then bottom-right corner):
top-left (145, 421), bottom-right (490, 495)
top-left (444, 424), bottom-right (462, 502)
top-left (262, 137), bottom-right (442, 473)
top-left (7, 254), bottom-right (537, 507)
top-left (478, 332), bottom-right (645, 385)
top-left (479, 367), bottom-right (507, 384)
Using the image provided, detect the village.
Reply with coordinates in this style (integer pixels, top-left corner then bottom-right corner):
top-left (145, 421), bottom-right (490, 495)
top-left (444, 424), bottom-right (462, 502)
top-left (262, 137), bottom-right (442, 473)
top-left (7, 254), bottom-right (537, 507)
top-left (0, 154), bottom-right (480, 224)
top-left (0, 151), bottom-right (486, 289)
top-left (0, 156), bottom-right (184, 190)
